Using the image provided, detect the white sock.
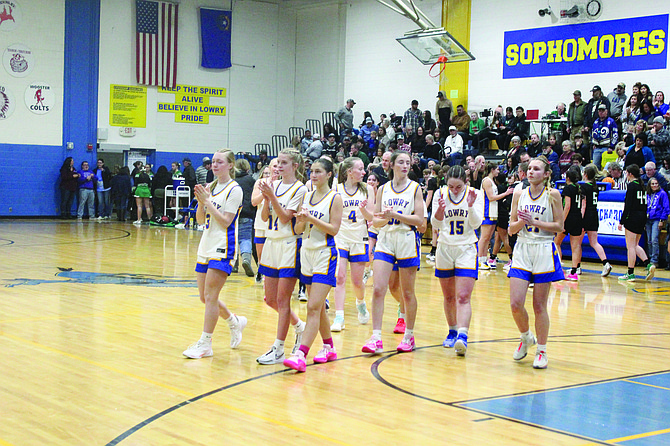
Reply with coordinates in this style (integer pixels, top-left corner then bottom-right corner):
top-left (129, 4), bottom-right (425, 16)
top-left (372, 329), bottom-right (382, 339)
top-left (537, 344), bottom-right (547, 353)
top-left (399, 312), bottom-right (406, 320)
top-left (335, 310), bottom-right (344, 318)
top-left (405, 329), bottom-right (414, 337)
top-left (293, 320), bottom-right (304, 330)
top-left (273, 339), bottom-right (285, 350)
top-left (521, 330), bottom-right (532, 339)
top-left (225, 314), bottom-right (237, 325)
top-left (458, 327), bottom-right (468, 336)
top-left (200, 332), bottom-right (213, 342)
top-left (449, 325), bottom-right (458, 332)
top-left (355, 299), bottom-right (365, 305)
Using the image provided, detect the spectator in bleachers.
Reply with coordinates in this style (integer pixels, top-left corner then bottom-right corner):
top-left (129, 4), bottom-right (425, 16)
top-left (545, 133), bottom-right (561, 156)
top-left (642, 161), bottom-right (669, 191)
top-left (468, 112), bottom-right (486, 150)
top-left (412, 126), bottom-right (427, 155)
top-left (559, 140), bottom-right (575, 176)
top-left (632, 82), bottom-right (641, 97)
top-left (591, 103), bottom-right (618, 169)
top-left (584, 86), bottom-right (611, 138)
top-left (602, 163), bottom-right (628, 190)
top-left (359, 117), bottom-right (378, 143)
top-left (495, 107), bottom-right (516, 155)
top-left (469, 155), bottom-right (486, 189)
top-left (501, 106), bottom-right (529, 155)
top-left (540, 142), bottom-right (561, 182)
top-left (322, 133), bottom-right (338, 158)
top-left (359, 111), bottom-right (373, 128)
top-left (300, 129), bottom-right (313, 154)
top-left (378, 125), bottom-right (390, 148)
top-left (396, 134), bottom-right (411, 153)
top-left (571, 153), bottom-right (585, 175)
top-left (433, 128), bottom-right (444, 147)
top-left (195, 157), bottom-right (211, 186)
top-left (335, 98), bottom-right (355, 138)
top-left (568, 90), bottom-right (586, 143)
top-left (423, 134), bottom-right (442, 164)
top-left (366, 131), bottom-right (379, 158)
top-left (640, 100), bottom-right (655, 124)
top-left (389, 110), bottom-right (402, 132)
top-left (423, 110), bottom-right (437, 135)
top-left (660, 157), bottom-right (670, 180)
top-left (372, 151), bottom-right (391, 185)
top-left (624, 132), bottom-right (655, 168)
top-left (338, 135), bottom-right (352, 155)
top-left (648, 116), bottom-right (670, 162)
top-left (404, 125), bottom-right (416, 147)
top-left (506, 136), bottom-right (525, 171)
top-left (622, 94), bottom-right (641, 138)
top-left (349, 141), bottom-right (370, 168)
top-left (443, 126), bottom-right (464, 166)
top-left (525, 133), bottom-right (542, 158)
top-left (653, 91), bottom-right (668, 117)
top-left (451, 104), bottom-right (470, 143)
top-left (305, 133), bottom-right (323, 160)
top-left (625, 119), bottom-right (648, 146)
top-left (607, 82), bottom-right (627, 130)
top-left (402, 100), bottom-right (424, 135)
top-left (640, 83), bottom-right (653, 103)
top-left (435, 91), bottom-right (453, 134)
top-left (549, 102), bottom-right (568, 142)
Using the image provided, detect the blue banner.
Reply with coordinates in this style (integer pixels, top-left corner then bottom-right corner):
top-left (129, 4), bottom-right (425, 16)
top-left (503, 14), bottom-right (668, 79)
top-left (200, 8), bottom-right (231, 69)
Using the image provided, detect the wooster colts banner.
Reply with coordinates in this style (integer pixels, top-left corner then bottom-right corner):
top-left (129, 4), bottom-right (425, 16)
top-left (503, 14), bottom-right (668, 79)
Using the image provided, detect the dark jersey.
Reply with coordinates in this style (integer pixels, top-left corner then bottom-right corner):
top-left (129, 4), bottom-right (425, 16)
top-left (562, 183), bottom-right (583, 220)
top-left (621, 179), bottom-right (647, 226)
top-left (580, 181), bottom-right (599, 216)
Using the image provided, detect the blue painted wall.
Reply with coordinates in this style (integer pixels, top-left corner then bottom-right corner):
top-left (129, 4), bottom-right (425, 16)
top-left (0, 0), bottom-right (100, 217)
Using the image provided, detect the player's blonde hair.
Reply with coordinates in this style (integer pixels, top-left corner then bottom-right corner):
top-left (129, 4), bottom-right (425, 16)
top-left (209, 149), bottom-right (236, 191)
top-left (279, 148), bottom-right (306, 183)
top-left (338, 157), bottom-right (367, 197)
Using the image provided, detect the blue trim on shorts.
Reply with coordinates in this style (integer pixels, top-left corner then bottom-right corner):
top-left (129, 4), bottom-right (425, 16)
top-left (482, 218), bottom-right (497, 225)
top-left (368, 231), bottom-right (377, 240)
top-left (375, 251), bottom-right (419, 268)
top-left (259, 265), bottom-right (300, 279)
top-left (507, 249), bottom-right (564, 284)
top-left (435, 268), bottom-right (478, 279)
top-left (195, 259), bottom-right (233, 275)
top-left (302, 247), bottom-right (338, 286)
top-left (338, 244), bottom-right (369, 263)
top-left (254, 236), bottom-right (266, 244)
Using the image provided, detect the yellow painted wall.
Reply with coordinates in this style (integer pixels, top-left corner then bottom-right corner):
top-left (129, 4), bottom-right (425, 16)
top-left (441, 0), bottom-right (471, 110)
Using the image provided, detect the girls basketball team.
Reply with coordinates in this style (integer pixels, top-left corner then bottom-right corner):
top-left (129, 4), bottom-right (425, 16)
top-left (183, 147), bottom-right (646, 371)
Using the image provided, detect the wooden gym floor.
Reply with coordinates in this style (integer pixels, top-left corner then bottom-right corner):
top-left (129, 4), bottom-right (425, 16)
top-left (1, 220), bottom-right (670, 446)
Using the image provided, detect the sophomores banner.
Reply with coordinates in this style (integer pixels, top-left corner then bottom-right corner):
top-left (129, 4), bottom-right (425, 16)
top-left (503, 14), bottom-right (668, 79)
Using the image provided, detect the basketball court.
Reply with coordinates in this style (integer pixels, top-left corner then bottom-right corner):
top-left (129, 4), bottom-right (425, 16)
top-left (1, 220), bottom-right (669, 445)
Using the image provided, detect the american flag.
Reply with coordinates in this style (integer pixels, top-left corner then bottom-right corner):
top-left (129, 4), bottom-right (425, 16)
top-left (136, 0), bottom-right (178, 88)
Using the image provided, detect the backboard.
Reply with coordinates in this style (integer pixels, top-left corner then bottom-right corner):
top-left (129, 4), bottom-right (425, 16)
top-left (396, 28), bottom-right (475, 65)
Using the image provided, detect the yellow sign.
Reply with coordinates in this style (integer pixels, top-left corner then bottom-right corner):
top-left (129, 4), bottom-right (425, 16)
top-left (110, 85), bottom-right (147, 128)
top-left (158, 84), bottom-right (226, 124)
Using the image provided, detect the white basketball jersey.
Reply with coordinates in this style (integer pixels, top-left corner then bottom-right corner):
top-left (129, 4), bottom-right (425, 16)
top-left (517, 186), bottom-right (555, 243)
top-left (433, 186), bottom-right (484, 245)
top-left (302, 189), bottom-right (338, 250)
top-left (197, 180), bottom-right (243, 259)
top-left (334, 182), bottom-right (369, 244)
top-left (379, 180), bottom-right (421, 234)
top-left (483, 178), bottom-right (498, 220)
top-left (266, 180), bottom-right (307, 240)
top-left (254, 179), bottom-right (272, 231)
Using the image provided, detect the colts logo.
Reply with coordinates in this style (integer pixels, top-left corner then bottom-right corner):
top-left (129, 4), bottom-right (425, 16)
top-left (0, 4), bottom-right (14, 25)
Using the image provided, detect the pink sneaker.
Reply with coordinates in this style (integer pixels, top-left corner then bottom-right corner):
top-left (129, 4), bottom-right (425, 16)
top-left (397, 336), bottom-right (415, 353)
top-left (313, 345), bottom-right (337, 363)
top-left (487, 258), bottom-right (497, 269)
top-left (393, 318), bottom-right (406, 334)
top-left (361, 337), bottom-right (384, 354)
top-left (283, 350), bottom-right (306, 372)
top-left (566, 272), bottom-right (578, 281)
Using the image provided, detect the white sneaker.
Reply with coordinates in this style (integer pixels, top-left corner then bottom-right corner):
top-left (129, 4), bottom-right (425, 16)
top-left (256, 345), bottom-right (285, 364)
top-left (330, 316), bottom-right (345, 332)
top-left (133, 220), bottom-right (142, 225)
top-left (357, 301), bottom-right (370, 324)
top-left (576, 267), bottom-right (582, 275)
top-left (298, 289), bottom-right (307, 302)
top-left (503, 260), bottom-right (512, 272)
top-left (292, 321), bottom-right (306, 355)
top-left (229, 315), bottom-right (247, 349)
top-left (426, 253), bottom-right (436, 262)
top-left (97, 216), bottom-right (104, 220)
top-left (479, 261), bottom-right (490, 271)
top-left (183, 340), bottom-right (213, 359)
top-left (533, 350), bottom-right (548, 369)
top-left (197, 225), bottom-right (204, 231)
top-left (602, 262), bottom-right (612, 277)
top-left (487, 258), bottom-right (497, 269)
top-left (513, 332), bottom-right (537, 360)
top-left (175, 223), bottom-right (186, 229)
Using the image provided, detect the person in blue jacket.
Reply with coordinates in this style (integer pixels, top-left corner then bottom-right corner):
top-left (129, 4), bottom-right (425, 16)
top-left (646, 177), bottom-right (670, 267)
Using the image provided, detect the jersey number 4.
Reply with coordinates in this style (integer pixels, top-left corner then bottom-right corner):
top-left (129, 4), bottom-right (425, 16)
top-left (348, 210), bottom-right (357, 223)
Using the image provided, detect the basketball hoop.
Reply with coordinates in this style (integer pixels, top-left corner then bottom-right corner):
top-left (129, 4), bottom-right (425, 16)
top-left (428, 55), bottom-right (448, 78)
